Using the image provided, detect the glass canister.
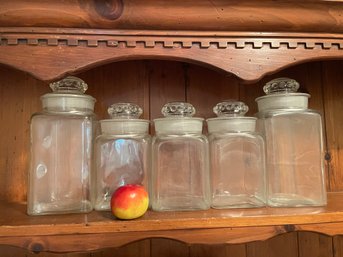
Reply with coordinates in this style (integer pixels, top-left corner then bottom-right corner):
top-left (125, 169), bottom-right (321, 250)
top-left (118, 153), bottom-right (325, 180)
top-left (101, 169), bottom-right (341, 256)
top-left (94, 103), bottom-right (150, 211)
top-left (28, 76), bottom-right (96, 215)
top-left (151, 102), bottom-right (210, 211)
top-left (255, 77), bottom-right (327, 207)
top-left (207, 100), bottom-right (266, 209)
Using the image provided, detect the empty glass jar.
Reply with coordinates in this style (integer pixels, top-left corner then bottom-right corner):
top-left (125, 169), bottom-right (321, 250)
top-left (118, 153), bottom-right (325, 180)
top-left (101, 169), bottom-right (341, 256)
top-left (256, 77), bottom-right (327, 207)
top-left (207, 100), bottom-right (266, 209)
top-left (28, 76), bottom-right (96, 215)
top-left (94, 103), bottom-right (150, 211)
top-left (151, 102), bottom-right (210, 211)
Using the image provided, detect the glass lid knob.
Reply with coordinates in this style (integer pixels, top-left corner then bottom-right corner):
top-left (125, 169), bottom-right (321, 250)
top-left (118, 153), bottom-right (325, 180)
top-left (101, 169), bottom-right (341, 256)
top-left (213, 100), bottom-right (248, 117)
top-left (108, 103), bottom-right (143, 119)
top-left (161, 102), bottom-right (195, 117)
top-left (263, 77), bottom-right (300, 95)
top-left (49, 76), bottom-right (88, 94)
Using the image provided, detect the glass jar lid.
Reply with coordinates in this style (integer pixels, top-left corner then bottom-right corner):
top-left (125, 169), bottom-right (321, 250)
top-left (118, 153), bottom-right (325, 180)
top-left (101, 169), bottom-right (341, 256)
top-left (207, 100), bottom-right (256, 133)
top-left (213, 100), bottom-right (249, 117)
top-left (161, 102), bottom-right (195, 117)
top-left (154, 102), bottom-right (204, 134)
top-left (100, 103), bottom-right (149, 135)
top-left (255, 77), bottom-right (310, 112)
top-left (263, 77), bottom-right (299, 95)
top-left (41, 76), bottom-right (96, 111)
top-left (108, 103), bottom-right (143, 119)
top-left (49, 76), bottom-right (88, 94)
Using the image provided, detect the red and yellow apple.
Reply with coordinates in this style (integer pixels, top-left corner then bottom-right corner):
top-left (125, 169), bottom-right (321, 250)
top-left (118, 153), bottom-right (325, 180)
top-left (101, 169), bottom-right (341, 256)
top-left (110, 184), bottom-right (149, 220)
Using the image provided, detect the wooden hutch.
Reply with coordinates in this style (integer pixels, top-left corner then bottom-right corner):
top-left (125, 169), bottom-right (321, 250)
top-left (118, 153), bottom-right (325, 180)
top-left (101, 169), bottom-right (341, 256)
top-left (0, 1), bottom-right (343, 256)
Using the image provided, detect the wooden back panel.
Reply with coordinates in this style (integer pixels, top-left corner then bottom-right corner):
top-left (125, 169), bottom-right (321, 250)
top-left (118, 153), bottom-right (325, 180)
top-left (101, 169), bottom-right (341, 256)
top-left (0, 59), bottom-right (342, 257)
top-left (0, 60), bottom-right (341, 202)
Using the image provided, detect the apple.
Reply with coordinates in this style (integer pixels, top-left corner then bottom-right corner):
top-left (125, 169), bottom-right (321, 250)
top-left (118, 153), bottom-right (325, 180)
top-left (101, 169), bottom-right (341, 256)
top-left (110, 184), bottom-right (149, 220)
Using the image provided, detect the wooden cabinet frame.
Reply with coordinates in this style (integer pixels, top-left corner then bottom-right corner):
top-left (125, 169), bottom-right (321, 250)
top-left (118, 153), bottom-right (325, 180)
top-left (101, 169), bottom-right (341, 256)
top-left (1, 0), bottom-right (343, 253)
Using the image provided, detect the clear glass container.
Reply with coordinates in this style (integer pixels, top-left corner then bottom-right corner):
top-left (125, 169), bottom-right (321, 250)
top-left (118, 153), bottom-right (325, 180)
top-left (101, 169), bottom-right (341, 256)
top-left (151, 102), bottom-right (210, 211)
top-left (28, 76), bottom-right (96, 215)
top-left (207, 100), bottom-right (266, 209)
top-left (255, 77), bottom-right (327, 207)
top-left (94, 103), bottom-right (150, 211)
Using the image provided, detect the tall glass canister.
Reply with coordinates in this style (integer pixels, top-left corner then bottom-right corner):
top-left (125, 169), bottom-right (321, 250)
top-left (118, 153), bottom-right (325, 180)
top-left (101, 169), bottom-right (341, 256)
top-left (28, 76), bottom-right (96, 215)
top-left (207, 100), bottom-right (266, 208)
top-left (94, 103), bottom-right (150, 211)
top-left (151, 102), bottom-right (210, 211)
top-left (255, 77), bottom-right (327, 207)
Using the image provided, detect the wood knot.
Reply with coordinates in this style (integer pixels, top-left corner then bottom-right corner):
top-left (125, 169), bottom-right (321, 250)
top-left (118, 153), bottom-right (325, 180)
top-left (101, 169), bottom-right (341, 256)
top-left (94, 0), bottom-right (123, 20)
top-left (325, 152), bottom-right (332, 161)
top-left (31, 243), bottom-right (44, 254)
top-left (284, 224), bottom-right (296, 232)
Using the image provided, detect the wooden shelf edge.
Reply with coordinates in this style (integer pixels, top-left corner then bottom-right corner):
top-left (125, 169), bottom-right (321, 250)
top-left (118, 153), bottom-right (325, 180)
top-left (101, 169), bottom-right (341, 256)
top-left (1, 192), bottom-right (343, 252)
top-left (2, 209), bottom-right (343, 237)
top-left (1, 222), bottom-right (343, 253)
top-left (2, 192), bottom-right (343, 236)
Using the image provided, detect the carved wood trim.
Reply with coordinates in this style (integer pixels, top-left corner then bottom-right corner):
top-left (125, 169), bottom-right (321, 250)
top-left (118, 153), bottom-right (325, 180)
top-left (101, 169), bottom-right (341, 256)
top-left (1, 28), bottom-right (343, 82)
top-left (1, 29), bottom-right (343, 50)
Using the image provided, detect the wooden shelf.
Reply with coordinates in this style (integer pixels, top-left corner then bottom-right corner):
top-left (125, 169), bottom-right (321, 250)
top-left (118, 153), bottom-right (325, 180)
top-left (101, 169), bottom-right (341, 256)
top-left (2, 192), bottom-right (343, 253)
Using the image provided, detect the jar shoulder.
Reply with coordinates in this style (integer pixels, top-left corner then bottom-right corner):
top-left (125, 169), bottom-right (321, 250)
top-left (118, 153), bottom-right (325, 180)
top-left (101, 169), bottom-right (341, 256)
top-left (31, 111), bottom-right (95, 120)
top-left (209, 132), bottom-right (264, 143)
top-left (257, 109), bottom-right (322, 119)
top-left (96, 134), bottom-right (151, 142)
top-left (153, 134), bottom-right (208, 142)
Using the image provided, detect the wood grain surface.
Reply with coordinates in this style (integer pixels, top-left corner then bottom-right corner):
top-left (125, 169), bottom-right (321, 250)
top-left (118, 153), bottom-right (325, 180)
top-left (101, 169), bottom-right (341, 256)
top-left (322, 61), bottom-right (343, 192)
top-left (1, 1), bottom-right (343, 33)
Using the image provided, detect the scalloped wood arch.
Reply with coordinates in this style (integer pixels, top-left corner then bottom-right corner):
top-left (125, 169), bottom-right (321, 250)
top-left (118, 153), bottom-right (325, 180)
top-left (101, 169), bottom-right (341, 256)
top-left (1, 28), bottom-right (343, 82)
